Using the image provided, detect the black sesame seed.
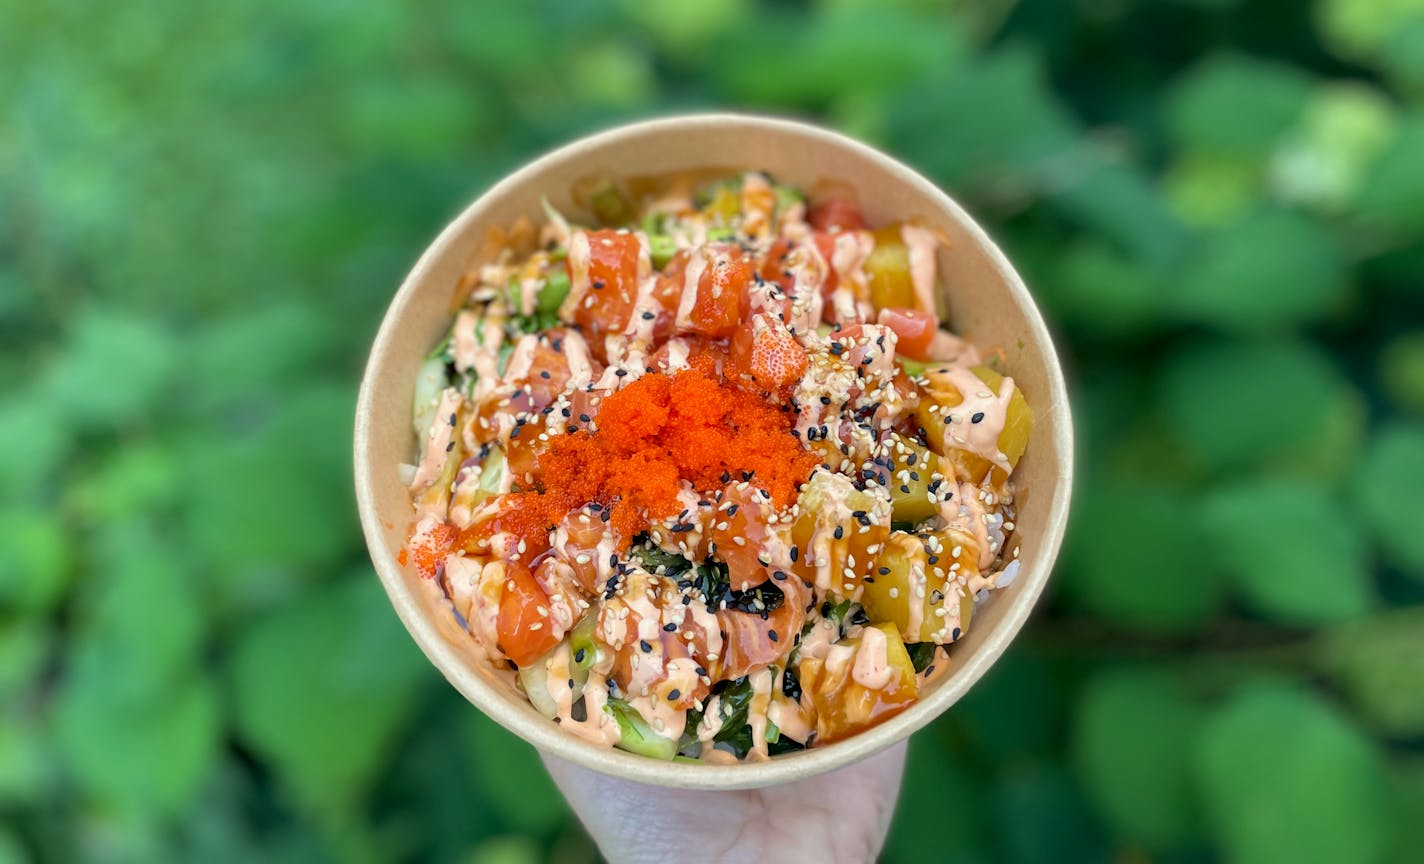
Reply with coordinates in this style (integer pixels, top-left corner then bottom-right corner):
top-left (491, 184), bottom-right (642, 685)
top-left (573, 648), bottom-right (587, 664)
top-left (663, 622), bottom-right (677, 632)
top-left (768, 629), bottom-right (779, 642)
top-left (642, 311), bottom-right (655, 320)
top-left (971, 412), bottom-right (985, 424)
top-left (668, 689), bottom-right (681, 701)
top-left (640, 640), bottom-right (652, 653)
top-left (833, 525), bottom-right (844, 540)
top-left (539, 370), bottom-right (551, 379)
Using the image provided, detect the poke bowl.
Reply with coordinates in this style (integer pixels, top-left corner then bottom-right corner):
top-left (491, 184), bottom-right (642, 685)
top-left (354, 113), bottom-right (1072, 790)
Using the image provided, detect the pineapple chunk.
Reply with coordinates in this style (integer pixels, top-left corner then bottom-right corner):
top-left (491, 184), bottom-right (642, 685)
top-left (913, 364), bottom-right (1032, 486)
top-left (865, 225), bottom-right (916, 310)
top-left (881, 433), bottom-right (950, 526)
top-left (799, 623), bottom-right (918, 744)
top-left (861, 530), bottom-right (977, 644)
top-left (790, 471), bottom-right (891, 596)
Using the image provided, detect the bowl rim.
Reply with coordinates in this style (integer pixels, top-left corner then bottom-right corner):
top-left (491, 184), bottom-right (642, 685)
top-left (354, 111), bottom-right (1073, 790)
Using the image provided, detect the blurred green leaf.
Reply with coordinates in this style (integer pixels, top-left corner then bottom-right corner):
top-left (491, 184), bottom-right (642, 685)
top-left (0, 508), bottom-right (70, 613)
top-left (183, 302), bottom-right (337, 415)
top-left (0, 618), bottom-right (48, 701)
top-left (1380, 331), bottom-right (1424, 415)
top-left (1355, 113), bottom-right (1424, 235)
top-left (1386, 759), bottom-right (1424, 864)
top-left (468, 835), bottom-right (541, 864)
top-left (227, 576), bottom-right (429, 822)
top-left (716, 6), bottom-right (962, 106)
top-left (67, 439), bottom-right (179, 522)
top-left (1353, 424), bottom-right (1424, 579)
top-left (1381, 18), bottom-right (1424, 92)
top-left (1267, 83), bottom-right (1396, 211)
top-left (1061, 476), bottom-right (1224, 633)
top-left (0, 396), bottom-right (70, 498)
top-left (1320, 608), bottom-right (1424, 736)
top-left (884, 735), bottom-right (987, 864)
top-left (1317, 0), bottom-right (1424, 61)
top-left (464, 713), bottom-right (567, 834)
top-left (39, 307), bottom-right (178, 429)
top-left (1158, 338), bottom-right (1363, 477)
top-left (1196, 684), bottom-right (1388, 864)
top-left (1172, 208), bottom-right (1350, 331)
top-left (54, 660), bottom-right (220, 818)
top-left (1163, 152), bottom-right (1259, 227)
top-left (992, 762), bottom-right (1109, 864)
top-left (185, 384), bottom-right (356, 603)
top-left (72, 523), bottom-right (205, 697)
top-left (1071, 667), bottom-right (1203, 849)
top-left (0, 829), bottom-right (25, 864)
top-left (1201, 479), bottom-right (1372, 624)
top-left (0, 710), bottom-right (47, 806)
top-left (1165, 54), bottom-right (1311, 158)
top-left (1049, 241), bottom-right (1166, 338)
top-left (619, 0), bottom-right (751, 56)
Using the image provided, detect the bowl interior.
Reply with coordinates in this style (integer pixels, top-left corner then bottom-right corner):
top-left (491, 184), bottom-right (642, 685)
top-left (354, 113), bottom-right (1072, 789)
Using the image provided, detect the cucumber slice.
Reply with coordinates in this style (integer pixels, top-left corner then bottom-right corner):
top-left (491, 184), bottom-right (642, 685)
top-left (518, 660), bottom-right (558, 720)
top-left (606, 699), bottom-right (678, 760)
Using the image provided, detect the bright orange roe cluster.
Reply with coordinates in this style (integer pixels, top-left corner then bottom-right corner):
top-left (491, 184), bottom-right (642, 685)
top-left (490, 368), bottom-right (819, 549)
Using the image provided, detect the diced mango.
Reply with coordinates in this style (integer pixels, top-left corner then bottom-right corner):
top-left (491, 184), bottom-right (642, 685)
top-left (913, 365), bottom-right (1033, 486)
top-left (861, 530), bottom-right (977, 644)
top-left (866, 225), bottom-right (916, 311)
top-left (800, 623), bottom-right (918, 744)
top-left (790, 471), bottom-right (891, 596)
top-left (882, 433), bottom-right (949, 526)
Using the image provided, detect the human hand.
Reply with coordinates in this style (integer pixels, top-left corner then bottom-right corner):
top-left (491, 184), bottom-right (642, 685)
top-left (541, 741), bottom-right (907, 864)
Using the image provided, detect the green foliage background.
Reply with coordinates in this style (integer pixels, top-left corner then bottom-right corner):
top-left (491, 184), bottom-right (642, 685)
top-left (4, 0), bottom-right (1424, 861)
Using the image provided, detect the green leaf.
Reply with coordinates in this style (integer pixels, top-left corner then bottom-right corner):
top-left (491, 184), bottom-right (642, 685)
top-left (467, 836), bottom-right (542, 864)
top-left (1158, 338), bottom-right (1363, 477)
top-left (1385, 758), bottom-right (1424, 864)
top-left (1165, 53), bottom-right (1312, 157)
top-left (0, 508), bottom-right (70, 613)
top-left (1196, 684), bottom-right (1388, 864)
top-left (1071, 668), bottom-right (1203, 849)
top-left (183, 302), bottom-right (337, 415)
top-left (54, 658), bottom-right (220, 818)
top-left (1355, 113), bottom-right (1424, 234)
top-left (1320, 608), bottom-right (1424, 736)
top-left (66, 439), bottom-right (179, 522)
top-left (185, 384), bottom-right (356, 603)
top-left (1353, 424), bottom-right (1424, 579)
top-left (464, 713), bottom-right (567, 834)
top-left (1267, 82), bottom-right (1396, 211)
top-left (1048, 242), bottom-right (1166, 338)
top-left (0, 710), bottom-right (46, 806)
top-left (992, 762), bottom-right (1110, 864)
top-left (884, 735), bottom-right (986, 864)
top-left (77, 523), bottom-right (205, 697)
top-left (0, 396), bottom-right (70, 499)
top-left (1061, 476), bottom-right (1224, 633)
top-left (1172, 208), bottom-right (1350, 330)
top-left (1163, 152), bottom-right (1259, 227)
top-left (0, 618), bottom-right (48, 701)
top-left (226, 576), bottom-right (429, 822)
top-left (1317, 0), bottom-right (1424, 61)
top-left (1380, 331), bottom-right (1424, 415)
top-left (39, 307), bottom-right (178, 429)
top-left (1201, 479), bottom-right (1372, 624)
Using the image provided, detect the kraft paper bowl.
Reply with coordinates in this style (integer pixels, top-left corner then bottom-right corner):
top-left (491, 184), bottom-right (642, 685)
top-left (354, 113), bottom-right (1073, 790)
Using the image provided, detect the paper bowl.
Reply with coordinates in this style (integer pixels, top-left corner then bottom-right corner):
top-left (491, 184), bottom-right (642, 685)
top-left (354, 113), bottom-right (1072, 790)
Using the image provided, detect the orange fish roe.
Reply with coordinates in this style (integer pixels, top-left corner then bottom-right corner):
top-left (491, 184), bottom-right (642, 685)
top-left (408, 521), bottom-right (457, 579)
top-left (489, 368), bottom-right (819, 552)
